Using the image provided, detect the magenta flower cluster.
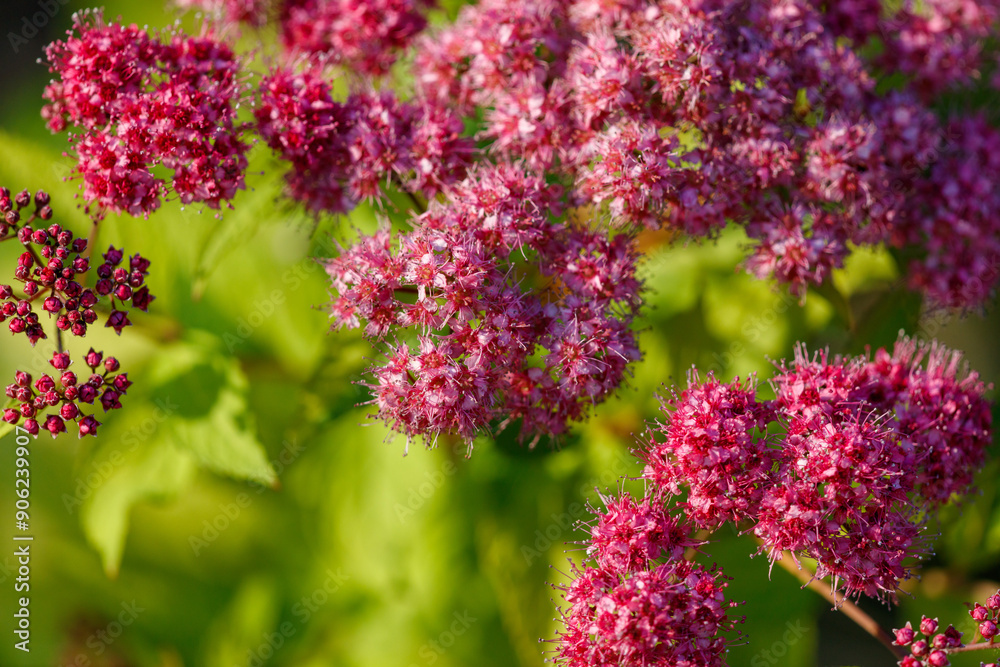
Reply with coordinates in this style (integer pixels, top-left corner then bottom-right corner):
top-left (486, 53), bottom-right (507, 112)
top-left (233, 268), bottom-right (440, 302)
top-left (555, 492), bottom-right (741, 667)
top-left (175, 0), bottom-right (432, 75)
top-left (42, 10), bottom-right (250, 218)
top-left (255, 66), bottom-right (473, 215)
top-left (414, 0), bottom-right (1000, 307)
top-left (325, 164), bottom-right (642, 447)
top-left (552, 335), bottom-right (993, 664)
top-left (280, 0), bottom-right (431, 75)
top-left (643, 334), bottom-right (992, 602)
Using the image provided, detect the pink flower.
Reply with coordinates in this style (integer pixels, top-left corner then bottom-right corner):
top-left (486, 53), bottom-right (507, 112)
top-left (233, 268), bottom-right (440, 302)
top-left (555, 559), bottom-right (742, 667)
top-left (586, 491), bottom-right (698, 574)
top-left (642, 372), bottom-right (776, 529)
top-left (643, 334), bottom-right (992, 602)
top-left (256, 64), bottom-right (473, 214)
top-left (326, 163), bottom-right (642, 447)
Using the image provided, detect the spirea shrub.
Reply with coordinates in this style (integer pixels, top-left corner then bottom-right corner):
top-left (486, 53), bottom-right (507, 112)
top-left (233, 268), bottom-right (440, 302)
top-left (35, 0), bottom-right (1000, 446)
top-left (21, 1), bottom-right (1000, 663)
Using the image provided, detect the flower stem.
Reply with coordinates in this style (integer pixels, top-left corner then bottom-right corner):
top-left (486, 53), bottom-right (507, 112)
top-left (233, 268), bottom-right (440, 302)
top-left (770, 550), bottom-right (907, 659)
top-left (404, 190), bottom-right (427, 215)
top-left (947, 640), bottom-right (1000, 655)
top-left (82, 219), bottom-right (100, 288)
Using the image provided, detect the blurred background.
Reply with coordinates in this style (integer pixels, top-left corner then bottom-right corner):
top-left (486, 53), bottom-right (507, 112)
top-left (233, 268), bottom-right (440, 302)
top-left (1, 1), bottom-right (999, 666)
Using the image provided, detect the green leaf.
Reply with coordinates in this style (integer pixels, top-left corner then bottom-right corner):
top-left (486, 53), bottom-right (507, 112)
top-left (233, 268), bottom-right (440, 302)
top-left (148, 333), bottom-right (278, 487)
top-left (81, 434), bottom-right (196, 578)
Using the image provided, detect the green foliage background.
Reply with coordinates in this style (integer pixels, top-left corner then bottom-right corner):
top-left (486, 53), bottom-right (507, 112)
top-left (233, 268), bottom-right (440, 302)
top-left (0, 2), bottom-right (998, 666)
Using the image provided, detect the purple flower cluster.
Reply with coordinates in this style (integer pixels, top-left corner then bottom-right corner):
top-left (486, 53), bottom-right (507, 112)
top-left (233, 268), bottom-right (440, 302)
top-left (255, 65), bottom-right (473, 216)
top-left (175, 0), bottom-right (433, 75)
top-left (42, 10), bottom-right (250, 218)
top-left (3, 350), bottom-right (131, 438)
top-left (280, 0), bottom-right (432, 75)
top-left (642, 334), bottom-right (992, 602)
top-left (555, 492), bottom-right (741, 667)
top-left (414, 0), bottom-right (1000, 307)
top-left (0, 189), bottom-right (153, 344)
top-left (325, 163), bottom-right (642, 447)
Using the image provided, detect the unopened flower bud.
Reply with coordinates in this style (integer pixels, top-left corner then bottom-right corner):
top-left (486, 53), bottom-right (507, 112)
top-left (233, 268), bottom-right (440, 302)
top-left (42, 414), bottom-right (66, 437)
top-left (927, 650), bottom-right (949, 667)
top-left (78, 415), bottom-right (100, 437)
top-left (60, 402), bottom-right (79, 420)
top-left (50, 352), bottom-right (71, 370)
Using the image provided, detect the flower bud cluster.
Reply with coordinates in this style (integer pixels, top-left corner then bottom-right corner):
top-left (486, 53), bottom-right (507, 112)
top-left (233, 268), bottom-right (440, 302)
top-left (3, 350), bottom-right (130, 439)
top-left (892, 615), bottom-right (965, 666)
top-left (1, 187), bottom-right (150, 439)
top-left (0, 188), bottom-right (154, 344)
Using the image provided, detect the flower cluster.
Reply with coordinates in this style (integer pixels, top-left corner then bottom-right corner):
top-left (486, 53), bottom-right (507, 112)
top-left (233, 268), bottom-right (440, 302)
top-left (94, 247), bottom-right (154, 334)
top-left (1, 188), bottom-right (150, 439)
top-left (900, 116), bottom-right (1000, 310)
top-left (42, 10), bottom-right (250, 218)
top-left (3, 350), bottom-right (130, 438)
top-left (280, 0), bottom-right (432, 76)
top-left (554, 491), bottom-right (741, 667)
top-left (414, 0), bottom-right (1000, 307)
top-left (325, 163), bottom-right (641, 448)
top-left (1, 189), bottom-right (153, 344)
top-left (641, 334), bottom-right (992, 602)
top-left (255, 64), bottom-right (473, 215)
